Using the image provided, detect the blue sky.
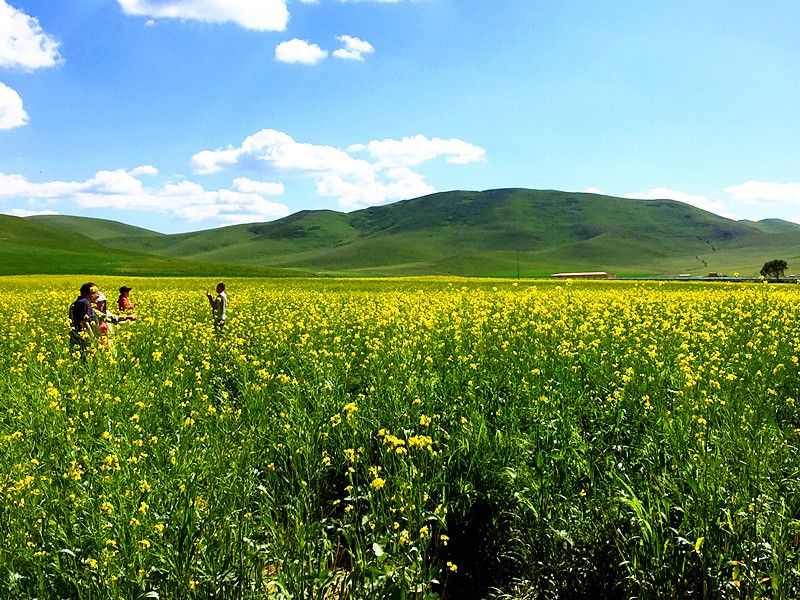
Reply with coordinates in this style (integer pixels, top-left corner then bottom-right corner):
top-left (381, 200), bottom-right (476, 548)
top-left (1, 0), bottom-right (800, 233)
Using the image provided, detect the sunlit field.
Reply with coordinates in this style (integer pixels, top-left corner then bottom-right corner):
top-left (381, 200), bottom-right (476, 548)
top-left (1, 276), bottom-right (799, 599)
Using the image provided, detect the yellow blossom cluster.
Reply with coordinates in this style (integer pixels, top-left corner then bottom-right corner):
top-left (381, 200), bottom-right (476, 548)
top-left (0, 277), bottom-right (799, 597)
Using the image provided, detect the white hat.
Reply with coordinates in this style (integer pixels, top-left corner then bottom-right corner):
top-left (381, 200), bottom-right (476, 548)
top-left (96, 291), bottom-right (107, 302)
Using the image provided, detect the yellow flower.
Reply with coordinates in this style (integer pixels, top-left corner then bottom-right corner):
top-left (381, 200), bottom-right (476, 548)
top-left (370, 477), bottom-right (386, 491)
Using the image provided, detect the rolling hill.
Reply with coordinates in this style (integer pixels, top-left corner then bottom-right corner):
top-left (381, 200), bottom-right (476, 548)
top-left (0, 214), bottom-right (309, 277)
top-left (6, 188), bottom-right (800, 277)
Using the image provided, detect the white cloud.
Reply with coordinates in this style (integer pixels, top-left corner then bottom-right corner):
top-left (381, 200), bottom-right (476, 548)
top-left (724, 181), bottom-right (800, 205)
top-left (585, 186), bottom-right (604, 195)
top-left (192, 128), bottom-right (486, 210)
top-left (5, 208), bottom-right (57, 217)
top-left (333, 35), bottom-right (374, 61)
top-left (232, 177), bottom-right (284, 195)
top-left (0, 81), bottom-right (27, 129)
top-left (275, 38), bottom-right (328, 65)
top-left (364, 134), bottom-right (487, 168)
top-left (130, 165), bottom-right (159, 176)
top-left (193, 129), bottom-right (372, 176)
top-left (0, 0), bottom-right (62, 70)
top-left (192, 147), bottom-right (241, 175)
top-left (625, 187), bottom-right (740, 220)
top-left (0, 171), bottom-right (82, 197)
top-left (116, 0), bottom-right (289, 31)
top-left (0, 167), bottom-right (290, 225)
top-left (317, 167), bottom-right (434, 210)
top-left (85, 169), bottom-right (148, 195)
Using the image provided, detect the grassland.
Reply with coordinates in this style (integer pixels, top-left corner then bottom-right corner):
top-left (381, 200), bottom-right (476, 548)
top-left (0, 215), bottom-right (312, 277)
top-left (1, 276), bottom-right (798, 598)
top-left (7, 189), bottom-right (800, 277)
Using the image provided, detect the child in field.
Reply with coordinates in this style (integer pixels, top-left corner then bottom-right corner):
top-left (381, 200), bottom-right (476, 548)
top-left (118, 286), bottom-right (136, 314)
top-left (94, 291), bottom-right (136, 355)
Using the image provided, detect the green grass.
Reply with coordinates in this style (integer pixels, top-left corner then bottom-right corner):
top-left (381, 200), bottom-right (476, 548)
top-left (13, 189), bottom-right (800, 276)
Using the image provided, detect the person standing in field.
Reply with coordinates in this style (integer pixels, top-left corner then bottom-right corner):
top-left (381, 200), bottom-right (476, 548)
top-left (69, 282), bottom-right (99, 353)
top-left (117, 286), bottom-right (136, 314)
top-left (206, 282), bottom-right (227, 329)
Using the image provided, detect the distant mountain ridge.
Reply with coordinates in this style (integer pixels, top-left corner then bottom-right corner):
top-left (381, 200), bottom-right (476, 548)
top-left (5, 188), bottom-right (800, 277)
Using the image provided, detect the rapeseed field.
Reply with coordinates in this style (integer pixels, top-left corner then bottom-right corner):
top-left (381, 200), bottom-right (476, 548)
top-left (1, 277), bottom-right (798, 599)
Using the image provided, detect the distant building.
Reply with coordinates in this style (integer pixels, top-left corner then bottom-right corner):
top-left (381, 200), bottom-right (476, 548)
top-left (550, 271), bottom-right (614, 279)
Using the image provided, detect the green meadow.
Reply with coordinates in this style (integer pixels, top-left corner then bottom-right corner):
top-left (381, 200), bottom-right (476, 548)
top-left (1, 189), bottom-right (799, 277)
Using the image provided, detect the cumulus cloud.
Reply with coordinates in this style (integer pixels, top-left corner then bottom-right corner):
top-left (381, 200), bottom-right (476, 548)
top-left (130, 165), bottom-right (159, 176)
top-left (317, 167), bottom-right (434, 210)
top-left (0, 0), bottom-right (62, 70)
top-left (363, 134), bottom-right (487, 167)
top-left (0, 167), bottom-right (290, 225)
top-left (232, 177), bottom-right (284, 195)
top-left (6, 208), bottom-right (57, 217)
top-left (193, 129), bottom-right (370, 176)
top-left (624, 187), bottom-right (740, 220)
top-left (116, 0), bottom-right (289, 31)
top-left (333, 35), bottom-right (374, 61)
top-left (192, 129), bottom-right (486, 209)
top-left (0, 82), bottom-right (27, 129)
top-left (0, 2), bottom-right (61, 128)
top-left (0, 171), bottom-right (82, 198)
top-left (724, 181), bottom-right (800, 205)
top-left (275, 39), bottom-right (328, 65)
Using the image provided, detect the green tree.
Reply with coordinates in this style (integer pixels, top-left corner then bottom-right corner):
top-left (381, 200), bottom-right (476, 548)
top-left (760, 258), bottom-right (788, 279)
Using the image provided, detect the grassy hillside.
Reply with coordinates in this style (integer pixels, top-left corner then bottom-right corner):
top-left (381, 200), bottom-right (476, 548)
top-left (0, 215), bottom-right (311, 277)
top-left (15, 189), bottom-right (800, 277)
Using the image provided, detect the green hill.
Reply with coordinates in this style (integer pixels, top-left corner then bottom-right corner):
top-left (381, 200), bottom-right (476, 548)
top-left (12, 189), bottom-right (800, 277)
top-left (0, 214), bottom-right (309, 277)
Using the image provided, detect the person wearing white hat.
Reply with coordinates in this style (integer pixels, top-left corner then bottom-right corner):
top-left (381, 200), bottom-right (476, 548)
top-left (93, 290), bottom-right (136, 354)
